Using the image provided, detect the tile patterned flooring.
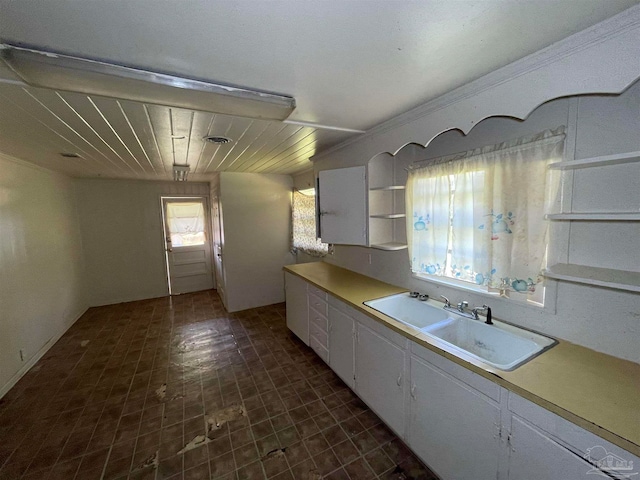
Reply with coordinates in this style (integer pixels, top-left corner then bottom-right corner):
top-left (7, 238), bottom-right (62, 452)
top-left (0, 291), bottom-right (437, 480)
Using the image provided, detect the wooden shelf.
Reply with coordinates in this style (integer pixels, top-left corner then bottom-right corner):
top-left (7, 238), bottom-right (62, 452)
top-left (549, 151), bottom-right (640, 170)
top-left (370, 213), bottom-right (406, 219)
top-left (546, 212), bottom-right (640, 221)
top-left (544, 263), bottom-right (640, 293)
top-left (370, 242), bottom-right (408, 251)
top-left (369, 185), bottom-right (406, 191)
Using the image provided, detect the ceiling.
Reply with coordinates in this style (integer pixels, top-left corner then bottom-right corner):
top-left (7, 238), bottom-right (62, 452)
top-left (0, 0), bottom-right (637, 180)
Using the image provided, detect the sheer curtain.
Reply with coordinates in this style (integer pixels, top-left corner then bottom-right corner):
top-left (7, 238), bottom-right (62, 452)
top-left (406, 127), bottom-right (564, 295)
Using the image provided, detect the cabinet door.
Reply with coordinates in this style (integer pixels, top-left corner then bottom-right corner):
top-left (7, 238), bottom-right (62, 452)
top-left (284, 272), bottom-right (308, 345)
top-left (408, 355), bottom-right (501, 480)
top-left (508, 415), bottom-right (609, 480)
top-left (318, 166), bottom-right (367, 245)
top-left (355, 323), bottom-right (406, 435)
top-left (328, 305), bottom-right (355, 389)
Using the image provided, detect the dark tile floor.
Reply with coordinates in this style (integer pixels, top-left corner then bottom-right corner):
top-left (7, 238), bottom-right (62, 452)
top-left (0, 291), bottom-right (437, 480)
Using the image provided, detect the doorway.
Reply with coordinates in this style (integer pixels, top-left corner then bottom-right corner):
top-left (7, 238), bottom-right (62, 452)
top-left (161, 196), bottom-right (215, 295)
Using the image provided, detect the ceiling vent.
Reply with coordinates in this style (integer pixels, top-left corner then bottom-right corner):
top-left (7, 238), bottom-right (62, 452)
top-left (203, 135), bottom-right (232, 145)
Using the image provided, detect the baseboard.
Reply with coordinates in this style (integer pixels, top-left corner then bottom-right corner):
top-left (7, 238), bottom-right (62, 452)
top-left (0, 305), bottom-right (89, 400)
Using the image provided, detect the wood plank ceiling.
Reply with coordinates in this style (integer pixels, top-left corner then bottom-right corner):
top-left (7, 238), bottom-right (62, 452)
top-left (0, 83), bottom-right (352, 180)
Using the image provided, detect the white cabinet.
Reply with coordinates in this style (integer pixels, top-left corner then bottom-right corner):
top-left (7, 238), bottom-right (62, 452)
top-left (284, 272), bottom-right (308, 345)
top-left (505, 392), bottom-right (639, 480)
top-left (355, 321), bottom-right (407, 436)
top-left (507, 416), bottom-right (606, 480)
top-left (318, 165), bottom-right (367, 245)
top-left (328, 302), bottom-right (355, 389)
top-left (408, 354), bottom-right (502, 480)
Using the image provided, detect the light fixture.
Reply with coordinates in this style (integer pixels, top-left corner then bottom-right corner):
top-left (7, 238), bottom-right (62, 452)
top-left (173, 164), bottom-right (190, 182)
top-left (0, 44), bottom-right (296, 121)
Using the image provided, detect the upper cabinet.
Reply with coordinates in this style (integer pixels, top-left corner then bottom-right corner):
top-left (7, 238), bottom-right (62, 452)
top-left (317, 152), bottom-right (412, 249)
top-left (318, 165), bottom-right (367, 245)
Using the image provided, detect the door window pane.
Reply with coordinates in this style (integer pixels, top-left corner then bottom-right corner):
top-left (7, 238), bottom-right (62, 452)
top-left (166, 202), bottom-right (206, 246)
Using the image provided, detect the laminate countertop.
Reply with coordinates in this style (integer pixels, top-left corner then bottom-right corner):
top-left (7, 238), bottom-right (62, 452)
top-left (284, 262), bottom-right (640, 456)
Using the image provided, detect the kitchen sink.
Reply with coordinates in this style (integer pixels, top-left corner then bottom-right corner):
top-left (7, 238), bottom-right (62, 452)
top-left (364, 293), bottom-right (451, 330)
top-left (427, 317), bottom-right (556, 371)
top-left (364, 293), bottom-right (556, 371)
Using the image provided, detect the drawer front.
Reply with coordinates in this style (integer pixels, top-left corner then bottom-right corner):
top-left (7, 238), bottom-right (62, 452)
top-left (307, 284), bottom-right (328, 300)
top-left (309, 308), bottom-right (328, 333)
top-left (310, 336), bottom-right (329, 364)
top-left (310, 321), bottom-right (328, 348)
top-left (308, 292), bottom-right (328, 317)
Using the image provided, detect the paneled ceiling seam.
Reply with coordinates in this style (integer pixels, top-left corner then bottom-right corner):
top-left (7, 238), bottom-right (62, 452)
top-left (202, 119), bottom-right (235, 171)
top-left (22, 89), bottom-right (126, 174)
top-left (254, 127), bottom-right (315, 172)
top-left (143, 104), bottom-right (166, 173)
top-left (51, 92), bottom-right (136, 175)
top-left (191, 113), bottom-right (216, 173)
top-left (213, 120), bottom-right (254, 170)
top-left (237, 125), bottom-right (302, 173)
top-left (0, 92), bottom-right (108, 175)
top-left (88, 97), bottom-right (147, 174)
top-left (268, 144), bottom-right (317, 174)
top-left (221, 121), bottom-right (271, 171)
top-left (184, 111), bottom-right (195, 168)
top-left (116, 100), bottom-right (157, 174)
top-left (229, 123), bottom-right (288, 172)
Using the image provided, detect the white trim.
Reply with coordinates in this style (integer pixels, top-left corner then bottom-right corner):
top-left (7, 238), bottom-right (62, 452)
top-left (0, 305), bottom-right (88, 400)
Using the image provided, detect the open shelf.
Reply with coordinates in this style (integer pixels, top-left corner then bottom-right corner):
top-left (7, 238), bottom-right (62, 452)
top-left (369, 185), bottom-right (406, 191)
top-left (548, 151), bottom-right (640, 170)
top-left (546, 212), bottom-right (640, 221)
top-left (370, 213), bottom-right (406, 219)
top-left (370, 242), bottom-right (408, 251)
top-left (543, 263), bottom-right (640, 293)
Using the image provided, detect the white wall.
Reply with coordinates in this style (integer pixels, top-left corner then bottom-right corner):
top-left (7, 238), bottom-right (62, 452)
top-left (0, 154), bottom-right (87, 396)
top-left (75, 179), bottom-right (211, 306)
top-left (317, 84), bottom-right (640, 363)
top-left (219, 172), bottom-right (294, 312)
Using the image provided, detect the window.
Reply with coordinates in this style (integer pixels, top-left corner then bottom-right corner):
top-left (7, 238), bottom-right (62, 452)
top-left (165, 201), bottom-right (206, 246)
top-left (292, 188), bottom-right (328, 257)
top-left (406, 128), bottom-right (565, 304)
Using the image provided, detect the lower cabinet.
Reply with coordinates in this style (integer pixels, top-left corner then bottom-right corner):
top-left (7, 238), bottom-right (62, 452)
top-left (284, 276), bottom-right (640, 480)
top-left (355, 322), bottom-right (406, 436)
top-left (407, 354), bottom-right (502, 480)
top-left (328, 303), bottom-right (355, 389)
top-left (284, 272), bottom-right (308, 345)
top-left (507, 415), bottom-right (605, 480)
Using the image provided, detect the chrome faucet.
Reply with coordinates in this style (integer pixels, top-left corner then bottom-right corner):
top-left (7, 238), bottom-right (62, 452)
top-left (440, 295), bottom-right (493, 324)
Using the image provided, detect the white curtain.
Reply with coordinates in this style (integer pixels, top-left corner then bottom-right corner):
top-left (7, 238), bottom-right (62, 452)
top-left (292, 190), bottom-right (328, 257)
top-left (406, 127), bottom-right (564, 294)
top-left (166, 202), bottom-right (206, 246)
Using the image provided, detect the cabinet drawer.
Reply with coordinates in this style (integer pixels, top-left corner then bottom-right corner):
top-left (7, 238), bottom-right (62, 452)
top-left (310, 322), bottom-right (328, 348)
top-left (307, 285), bottom-right (328, 300)
top-left (308, 292), bottom-right (328, 317)
top-left (310, 336), bottom-right (329, 364)
top-left (309, 309), bottom-right (328, 333)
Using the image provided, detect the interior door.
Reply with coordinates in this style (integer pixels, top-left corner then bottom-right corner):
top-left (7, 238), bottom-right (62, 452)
top-left (162, 197), bottom-right (215, 295)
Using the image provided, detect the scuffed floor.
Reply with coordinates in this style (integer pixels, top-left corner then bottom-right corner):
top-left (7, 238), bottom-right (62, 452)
top-left (0, 291), bottom-right (437, 479)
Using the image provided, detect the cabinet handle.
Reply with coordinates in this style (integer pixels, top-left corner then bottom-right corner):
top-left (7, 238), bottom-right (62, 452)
top-left (396, 373), bottom-right (402, 387)
top-left (410, 383), bottom-right (416, 399)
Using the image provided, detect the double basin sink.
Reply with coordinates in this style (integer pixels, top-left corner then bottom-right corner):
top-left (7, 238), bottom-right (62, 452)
top-left (364, 293), bottom-right (556, 371)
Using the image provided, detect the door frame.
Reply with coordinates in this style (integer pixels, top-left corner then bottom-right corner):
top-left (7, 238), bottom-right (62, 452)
top-left (159, 194), bottom-right (216, 295)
